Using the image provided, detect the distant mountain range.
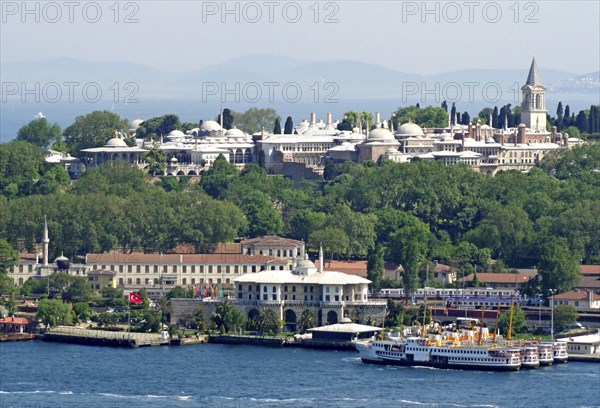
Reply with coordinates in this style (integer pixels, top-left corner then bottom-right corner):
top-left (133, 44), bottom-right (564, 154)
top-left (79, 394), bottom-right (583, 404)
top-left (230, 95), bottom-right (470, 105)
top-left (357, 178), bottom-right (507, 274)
top-left (1, 55), bottom-right (598, 141)
top-left (3, 54), bottom-right (598, 100)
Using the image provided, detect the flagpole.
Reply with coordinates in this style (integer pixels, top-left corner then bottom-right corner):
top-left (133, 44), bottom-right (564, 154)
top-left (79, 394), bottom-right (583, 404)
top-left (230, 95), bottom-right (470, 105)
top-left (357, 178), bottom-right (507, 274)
top-left (128, 291), bottom-right (131, 334)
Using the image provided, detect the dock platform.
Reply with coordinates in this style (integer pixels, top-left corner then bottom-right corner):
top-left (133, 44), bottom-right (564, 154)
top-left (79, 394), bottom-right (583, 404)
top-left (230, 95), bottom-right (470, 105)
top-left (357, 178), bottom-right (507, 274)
top-left (42, 326), bottom-right (170, 348)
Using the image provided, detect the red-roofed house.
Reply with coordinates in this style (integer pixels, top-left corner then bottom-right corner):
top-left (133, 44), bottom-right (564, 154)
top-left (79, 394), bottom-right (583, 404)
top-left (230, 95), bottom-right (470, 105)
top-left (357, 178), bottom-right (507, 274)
top-left (0, 317), bottom-right (34, 333)
top-left (241, 236), bottom-right (305, 259)
top-left (551, 290), bottom-right (600, 309)
top-left (458, 273), bottom-right (534, 289)
top-left (580, 265), bottom-right (600, 276)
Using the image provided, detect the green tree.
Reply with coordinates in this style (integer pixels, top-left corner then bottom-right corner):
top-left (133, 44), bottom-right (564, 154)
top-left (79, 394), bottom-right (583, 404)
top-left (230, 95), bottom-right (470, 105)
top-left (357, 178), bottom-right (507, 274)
top-left (63, 111), bottom-right (129, 155)
top-left (167, 286), bottom-right (194, 299)
top-left (0, 141), bottom-right (45, 197)
top-left (211, 300), bottom-right (244, 333)
top-left (0, 239), bottom-right (18, 274)
top-left (284, 116), bottom-right (294, 134)
top-left (37, 298), bottom-right (73, 327)
top-left (257, 308), bottom-right (280, 335)
top-left (232, 108), bottom-right (280, 134)
top-left (33, 165), bottom-right (70, 195)
top-left (144, 146), bottom-right (166, 176)
top-left (300, 309), bottom-right (316, 333)
top-left (199, 154), bottom-right (239, 198)
top-left (367, 243), bottom-right (385, 292)
top-left (537, 238), bottom-right (581, 296)
top-left (216, 109), bottom-right (234, 130)
top-left (273, 117), bottom-right (282, 134)
top-left (72, 302), bottom-right (92, 322)
top-left (309, 227), bottom-right (349, 260)
top-left (498, 305), bottom-right (527, 337)
top-left (553, 304), bottom-right (579, 330)
top-left (17, 118), bottom-right (62, 149)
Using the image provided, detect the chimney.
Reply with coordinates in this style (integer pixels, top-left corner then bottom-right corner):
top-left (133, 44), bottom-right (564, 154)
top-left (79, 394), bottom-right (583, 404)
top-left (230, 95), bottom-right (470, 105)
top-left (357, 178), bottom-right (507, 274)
top-left (326, 113), bottom-right (332, 125)
top-left (310, 113), bottom-right (316, 125)
top-left (375, 112), bottom-right (381, 126)
top-left (564, 134), bottom-right (569, 147)
top-left (476, 120), bottom-right (481, 142)
top-left (518, 124), bottom-right (526, 144)
top-left (552, 126), bottom-right (558, 143)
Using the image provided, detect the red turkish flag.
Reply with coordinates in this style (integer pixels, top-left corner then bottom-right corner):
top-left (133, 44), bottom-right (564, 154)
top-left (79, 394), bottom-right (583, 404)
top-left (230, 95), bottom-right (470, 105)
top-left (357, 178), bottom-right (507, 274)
top-left (129, 292), bottom-right (142, 304)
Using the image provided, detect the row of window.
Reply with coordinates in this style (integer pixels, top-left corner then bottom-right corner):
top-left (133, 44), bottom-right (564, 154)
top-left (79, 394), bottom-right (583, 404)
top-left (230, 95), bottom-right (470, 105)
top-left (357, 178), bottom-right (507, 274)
top-left (90, 264), bottom-right (289, 274)
top-left (118, 277), bottom-right (230, 286)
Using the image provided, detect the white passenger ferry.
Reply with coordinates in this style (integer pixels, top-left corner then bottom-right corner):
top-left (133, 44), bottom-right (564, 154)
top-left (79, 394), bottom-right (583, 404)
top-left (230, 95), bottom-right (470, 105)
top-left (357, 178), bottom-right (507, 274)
top-left (519, 346), bottom-right (540, 368)
top-left (552, 341), bottom-right (569, 363)
top-left (354, 336), bottom-right (522, 371)
top-left (537, 343), bottom-right (555, 366)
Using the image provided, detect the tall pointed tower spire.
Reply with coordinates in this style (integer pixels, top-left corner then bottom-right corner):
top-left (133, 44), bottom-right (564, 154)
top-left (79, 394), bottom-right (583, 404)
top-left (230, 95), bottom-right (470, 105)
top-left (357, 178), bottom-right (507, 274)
top-left (42, 215), bottom-right (49, 266)
top-left (521, 57), bottom-right (547, 131)
top-left (525, 57), bottom-right (541, 86)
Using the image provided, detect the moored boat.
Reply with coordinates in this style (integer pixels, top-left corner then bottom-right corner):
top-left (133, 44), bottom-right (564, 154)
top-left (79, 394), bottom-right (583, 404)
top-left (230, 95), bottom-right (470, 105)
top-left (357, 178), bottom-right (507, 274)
top-left (552, 341), bottom-right (569, 363)
top-left (354, 336), bottom-right (521, 371)
top-left (537, 343), bottom-right (554, 366)
top-left (519, 345), bottom-right (540, 369)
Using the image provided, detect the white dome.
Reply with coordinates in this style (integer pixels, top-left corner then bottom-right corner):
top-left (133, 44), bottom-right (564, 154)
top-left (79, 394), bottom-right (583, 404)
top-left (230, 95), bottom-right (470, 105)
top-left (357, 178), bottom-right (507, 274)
top-left (297, 259), bottom-right (316, 269)
top-left (201, 120), bottom-right (223, 132)
top-left (130, 118), bottom-right (144, 129)
top-left (168, 130), bottom-right (185, 138)
top-left (368, 127), bottom-right (395, 141)
top-left (397, 122), bottom-right (424, 136)
top-left (105, 137), bottom-right (128, 147)
top-left (486, 137), bottom-right (496, 143)
top-left (224, 128), bottom-right (245, 137)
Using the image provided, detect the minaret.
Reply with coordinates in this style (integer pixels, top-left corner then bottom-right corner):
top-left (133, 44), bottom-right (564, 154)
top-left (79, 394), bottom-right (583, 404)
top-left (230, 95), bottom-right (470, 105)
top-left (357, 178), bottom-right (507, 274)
top-left (319, 243), bottom-right (324, 273)
top-left (521, 58), bottom-right (547, 130)
top-left (42, 215), bottom-right (49, 266)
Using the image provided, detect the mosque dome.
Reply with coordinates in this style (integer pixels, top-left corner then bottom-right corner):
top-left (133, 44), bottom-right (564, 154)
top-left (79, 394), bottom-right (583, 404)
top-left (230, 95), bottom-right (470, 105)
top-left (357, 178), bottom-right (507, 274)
top-left (486, 137), bottom-right (496, 144)
top-left (55, 254), bottom-right (70, 270)
top-left (297, 258), bottom-right (316, 269)
top-left (201, 120), bottom-right (223, 132)
top-left (130, 118), bottom-right (144, 129)
top-left (397, 122), bottom-right (424, 136)
top-left (167, 129), bottom-right (185, 139)
top-left (105, 131), bottom-right (128, 147)
top-left (368, 127), bottom-right (395, 141)
top-left (224, 128), bottom-right (245, 138)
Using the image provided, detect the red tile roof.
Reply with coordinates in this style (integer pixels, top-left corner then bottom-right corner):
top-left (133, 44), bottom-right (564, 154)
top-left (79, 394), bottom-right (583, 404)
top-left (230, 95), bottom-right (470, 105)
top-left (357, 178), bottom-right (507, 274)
top-left (314, 260), bottom-right (368, 278)
top-left (0, 317), bottom-right (31, 325)
top-left (580, 265), bottom-right (600, 276)
top-left (241, 236), bottom-right (303, 246)
top-left (459, 273), bottom-right (534, 284)
top-left (576, 276), bottom-right (600, 290)
top-left (553, 290), bottom-right (600, 301)
top-left (86, 252), bottom-right (288, 265)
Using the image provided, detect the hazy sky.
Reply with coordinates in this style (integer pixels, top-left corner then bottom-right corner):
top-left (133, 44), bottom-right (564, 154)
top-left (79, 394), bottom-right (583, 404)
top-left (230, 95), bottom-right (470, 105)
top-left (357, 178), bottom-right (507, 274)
top-left (1, 1), bottom-right (599, 75)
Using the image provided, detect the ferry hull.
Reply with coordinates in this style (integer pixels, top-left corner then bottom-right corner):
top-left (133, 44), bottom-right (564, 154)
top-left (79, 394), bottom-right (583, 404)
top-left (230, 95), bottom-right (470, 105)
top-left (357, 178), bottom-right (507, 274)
top-left (359, 357), bottom-right (521, 371)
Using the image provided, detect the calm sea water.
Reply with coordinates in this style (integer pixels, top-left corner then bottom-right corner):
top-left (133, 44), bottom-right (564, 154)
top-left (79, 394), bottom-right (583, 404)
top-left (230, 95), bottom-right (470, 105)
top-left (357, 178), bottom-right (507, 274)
top-left (0, 341), bottom-right (598, 408)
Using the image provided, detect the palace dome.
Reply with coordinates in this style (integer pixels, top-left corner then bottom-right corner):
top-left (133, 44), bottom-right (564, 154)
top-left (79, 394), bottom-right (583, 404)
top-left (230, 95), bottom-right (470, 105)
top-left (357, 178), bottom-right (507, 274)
top-left (105, 135), bottom-right (128, 147)
top-left (368, 127), bottom-right (395, 141)
top-left (201, 120), bottom-right (223, 132)
top-left (397, 122), bottom-right (424, 136)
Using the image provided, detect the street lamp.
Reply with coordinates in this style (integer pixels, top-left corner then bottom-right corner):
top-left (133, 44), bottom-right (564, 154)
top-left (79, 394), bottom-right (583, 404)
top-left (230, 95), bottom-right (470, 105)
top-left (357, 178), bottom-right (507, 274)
top-left (549, 289), bottom-right (557, 339)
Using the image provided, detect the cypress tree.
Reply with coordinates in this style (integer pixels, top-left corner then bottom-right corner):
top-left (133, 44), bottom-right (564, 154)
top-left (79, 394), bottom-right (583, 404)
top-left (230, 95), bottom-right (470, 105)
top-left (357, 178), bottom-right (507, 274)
top-left (284, 116), bottom-right (294, 134)
top-left (461, 112), bottom-right (470, 125)
top-left (492, 106), bottom-right (499, 128)
top-left (273, 118), bottom-right (281, 135)
top-left (576, 110), bottom-right (587, 132)
top-left (564, 105), bottom-right (571, 127)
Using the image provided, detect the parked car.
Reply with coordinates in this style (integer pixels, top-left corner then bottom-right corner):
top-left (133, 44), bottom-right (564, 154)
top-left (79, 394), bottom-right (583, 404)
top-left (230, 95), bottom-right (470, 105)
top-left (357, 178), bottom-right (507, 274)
top-left (570, 322), bottom-right (586, 330)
